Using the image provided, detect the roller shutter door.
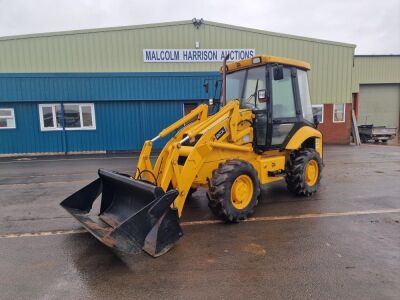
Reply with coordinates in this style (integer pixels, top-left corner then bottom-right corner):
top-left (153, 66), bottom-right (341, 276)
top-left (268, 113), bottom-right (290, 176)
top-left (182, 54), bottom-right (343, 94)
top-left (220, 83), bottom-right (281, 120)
top-left (358, 84), bottom-right (400, 131)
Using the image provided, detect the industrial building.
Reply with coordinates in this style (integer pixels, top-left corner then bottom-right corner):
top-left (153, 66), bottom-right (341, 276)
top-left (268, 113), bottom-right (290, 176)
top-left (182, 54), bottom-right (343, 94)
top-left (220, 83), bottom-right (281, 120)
top-left (353, 55), bottom-right (400, 130)
top-left (0, 20), bottom-right (399, 155)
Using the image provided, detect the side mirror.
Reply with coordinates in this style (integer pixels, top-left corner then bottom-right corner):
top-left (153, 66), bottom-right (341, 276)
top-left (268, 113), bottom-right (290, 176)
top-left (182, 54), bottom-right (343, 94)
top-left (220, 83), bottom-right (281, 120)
top-left (273, 66), bottom-right (284, 81)
top-left (313, 114), bottom-right (320, 127)
top-left (257, 89), bottom-right (268, 103)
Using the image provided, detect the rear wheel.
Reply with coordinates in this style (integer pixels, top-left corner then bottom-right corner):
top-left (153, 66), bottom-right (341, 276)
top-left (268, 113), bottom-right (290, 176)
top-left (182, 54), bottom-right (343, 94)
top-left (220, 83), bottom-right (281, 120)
top-left (286, 148), bottom-right (322, 196)
top-left (207, 160), bottom-right (260, 222)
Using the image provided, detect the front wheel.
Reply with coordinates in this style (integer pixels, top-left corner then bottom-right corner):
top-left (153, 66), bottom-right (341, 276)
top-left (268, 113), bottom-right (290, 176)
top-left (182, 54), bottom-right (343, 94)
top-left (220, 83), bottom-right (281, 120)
top-left (207, 160), bottom-right (261, 222)
top-left (286, 148), bottom-right (323, 196)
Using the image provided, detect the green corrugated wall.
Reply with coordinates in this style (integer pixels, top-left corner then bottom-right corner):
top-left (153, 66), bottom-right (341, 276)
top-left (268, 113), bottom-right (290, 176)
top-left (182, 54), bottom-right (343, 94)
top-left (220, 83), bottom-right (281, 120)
top-left (354, 56), bottom-right (400, 131)
top-left (352, 56), bottom-right (400, 92)
top-left (0, 20), bottom-right (356, 104)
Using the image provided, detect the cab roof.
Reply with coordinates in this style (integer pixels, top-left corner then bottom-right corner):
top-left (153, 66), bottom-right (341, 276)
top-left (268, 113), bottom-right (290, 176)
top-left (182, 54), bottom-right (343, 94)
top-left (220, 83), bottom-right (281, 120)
top-left (223, 55), bottom-right (311, 73)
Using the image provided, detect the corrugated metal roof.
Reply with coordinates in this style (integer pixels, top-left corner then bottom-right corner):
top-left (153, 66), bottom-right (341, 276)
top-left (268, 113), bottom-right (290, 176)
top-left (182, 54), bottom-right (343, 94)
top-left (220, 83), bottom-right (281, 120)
top-left (0, 20), bottom-right (355, 48)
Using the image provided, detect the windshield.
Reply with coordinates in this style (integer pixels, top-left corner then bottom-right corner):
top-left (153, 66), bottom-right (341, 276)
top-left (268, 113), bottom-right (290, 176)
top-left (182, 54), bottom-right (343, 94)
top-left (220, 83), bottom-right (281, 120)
top-left (225, 66), bottom-right (267, 109)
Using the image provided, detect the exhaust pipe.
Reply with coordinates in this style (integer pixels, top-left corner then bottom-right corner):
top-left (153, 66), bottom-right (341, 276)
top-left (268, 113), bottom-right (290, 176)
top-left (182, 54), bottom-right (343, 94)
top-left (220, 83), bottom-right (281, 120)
top-left (221, 53), bottom-right (230, 106)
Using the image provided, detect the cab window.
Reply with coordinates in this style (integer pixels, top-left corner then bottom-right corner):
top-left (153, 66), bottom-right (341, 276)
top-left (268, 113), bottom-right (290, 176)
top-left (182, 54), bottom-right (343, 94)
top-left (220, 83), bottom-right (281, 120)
top-left (271, 67), bottom-right (296, 119)
top-left (297, 69), bottom-right (313, 123)
top-left (241, 66), bottom-right (267, 109)
top-left (226, 70), bottom-right (245, 104)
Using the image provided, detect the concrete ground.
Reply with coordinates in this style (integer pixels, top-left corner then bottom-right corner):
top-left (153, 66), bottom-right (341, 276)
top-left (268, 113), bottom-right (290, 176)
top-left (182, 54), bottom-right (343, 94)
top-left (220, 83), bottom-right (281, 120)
top-left (0, 145), bottom-right (399, 300)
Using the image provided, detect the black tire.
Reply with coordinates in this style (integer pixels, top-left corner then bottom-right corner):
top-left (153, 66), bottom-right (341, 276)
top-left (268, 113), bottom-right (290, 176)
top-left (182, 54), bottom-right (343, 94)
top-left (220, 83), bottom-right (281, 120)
top-left (360, 135), bottom-right (367, 143)
top-left (286, 148), bottom-right (323, 196)
top-left (207, 160), bottom-right (261, 222)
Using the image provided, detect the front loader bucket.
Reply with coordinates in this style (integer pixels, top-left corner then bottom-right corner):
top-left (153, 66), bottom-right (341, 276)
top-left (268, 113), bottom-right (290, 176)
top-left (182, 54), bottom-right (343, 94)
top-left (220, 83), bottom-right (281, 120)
top-left (60, 168), bottom-right (183, 257)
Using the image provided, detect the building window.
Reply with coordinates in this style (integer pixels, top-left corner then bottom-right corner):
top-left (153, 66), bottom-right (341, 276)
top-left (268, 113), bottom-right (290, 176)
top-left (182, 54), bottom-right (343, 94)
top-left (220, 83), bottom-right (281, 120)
top-left (39, 103), bottom-right (96, 131)
top-left (312, 104), bottom-right (324, 124)
top-left (0, 108), bottom-right (16, 129)
top-left (333, 104), bottom-right (345, 123)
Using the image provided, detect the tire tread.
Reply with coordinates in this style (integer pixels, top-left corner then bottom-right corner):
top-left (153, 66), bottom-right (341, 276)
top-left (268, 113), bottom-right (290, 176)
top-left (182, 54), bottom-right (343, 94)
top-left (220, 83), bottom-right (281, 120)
top-left (286, 148), bottom-right (322, 196)
top-left (207, 160), bottom-right (260, 222)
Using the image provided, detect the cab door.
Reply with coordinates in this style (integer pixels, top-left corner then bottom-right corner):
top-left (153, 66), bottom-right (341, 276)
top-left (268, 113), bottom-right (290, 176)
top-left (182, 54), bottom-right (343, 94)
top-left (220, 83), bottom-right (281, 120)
top-left (269, 65), bottom-right (299, 147)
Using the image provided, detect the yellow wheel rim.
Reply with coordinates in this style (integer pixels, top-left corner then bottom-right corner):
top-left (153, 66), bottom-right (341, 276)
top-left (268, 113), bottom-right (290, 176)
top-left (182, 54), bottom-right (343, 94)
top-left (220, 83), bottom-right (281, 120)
top-left (231, 175), bottom-right (253, 210)
top-left (305, 160), bottom-right (319, 186)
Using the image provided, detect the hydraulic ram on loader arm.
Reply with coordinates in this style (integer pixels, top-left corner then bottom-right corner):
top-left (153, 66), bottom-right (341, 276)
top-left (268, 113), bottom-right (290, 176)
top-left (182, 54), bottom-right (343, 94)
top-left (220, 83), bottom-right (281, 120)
top-left (135, 100), bottom-right (253, 216)
top-left (61, 100), bottom-right (254, 256)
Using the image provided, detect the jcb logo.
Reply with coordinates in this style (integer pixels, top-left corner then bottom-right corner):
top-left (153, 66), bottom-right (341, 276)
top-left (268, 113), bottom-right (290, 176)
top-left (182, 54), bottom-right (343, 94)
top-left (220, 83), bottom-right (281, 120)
top-left (215, 127), bottom-right (227, 140)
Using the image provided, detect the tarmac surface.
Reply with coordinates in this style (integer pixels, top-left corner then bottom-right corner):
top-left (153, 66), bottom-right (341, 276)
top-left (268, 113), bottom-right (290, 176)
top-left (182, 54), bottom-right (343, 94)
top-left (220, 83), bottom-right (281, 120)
top-left (0, 144), bottom-right (399, 299)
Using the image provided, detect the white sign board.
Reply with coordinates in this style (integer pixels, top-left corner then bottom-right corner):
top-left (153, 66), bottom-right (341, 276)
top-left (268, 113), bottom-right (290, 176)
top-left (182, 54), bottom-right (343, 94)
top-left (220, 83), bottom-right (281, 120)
top-left (143, 49), bottom-right (256, 63)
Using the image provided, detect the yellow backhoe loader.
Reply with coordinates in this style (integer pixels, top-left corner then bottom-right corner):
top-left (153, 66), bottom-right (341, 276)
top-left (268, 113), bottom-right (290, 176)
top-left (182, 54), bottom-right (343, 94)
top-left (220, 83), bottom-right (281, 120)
top-left (61, 55), bottom-right (323, 257)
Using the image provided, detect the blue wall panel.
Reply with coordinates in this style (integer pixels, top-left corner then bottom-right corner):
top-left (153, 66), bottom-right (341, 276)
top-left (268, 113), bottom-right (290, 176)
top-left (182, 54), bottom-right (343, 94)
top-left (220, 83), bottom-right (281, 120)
top-left (0, 100), bottom-right (204, 154)
top-left (0, 72), bottom-right (219, 154)
top-left (64, 101), bottom-right (144, 152)
top-left (0, 102), bottom-right (64, 153)
top-left (0, 72), bottom-right (220, 102)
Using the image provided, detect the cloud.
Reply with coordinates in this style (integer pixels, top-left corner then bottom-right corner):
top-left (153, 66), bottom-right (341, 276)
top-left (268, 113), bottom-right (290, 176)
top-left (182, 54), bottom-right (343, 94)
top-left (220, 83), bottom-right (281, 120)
top-left (0, 0), bottom-right (399, 54)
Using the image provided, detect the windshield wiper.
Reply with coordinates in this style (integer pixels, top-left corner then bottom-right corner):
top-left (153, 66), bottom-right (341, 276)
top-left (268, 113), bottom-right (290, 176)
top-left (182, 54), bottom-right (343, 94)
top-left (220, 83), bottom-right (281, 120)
top-left (244, 79), bottom-right (259, 107)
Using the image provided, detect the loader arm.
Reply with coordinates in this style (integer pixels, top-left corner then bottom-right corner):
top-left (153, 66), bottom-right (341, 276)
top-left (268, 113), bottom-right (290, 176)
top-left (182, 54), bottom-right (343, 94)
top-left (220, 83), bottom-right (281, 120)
top-left (135, 103), bottom-right (209, 181)
top-left (60, 54), bottom-right (324, 258)
top-left (135, 100), bottom-right (254, 216)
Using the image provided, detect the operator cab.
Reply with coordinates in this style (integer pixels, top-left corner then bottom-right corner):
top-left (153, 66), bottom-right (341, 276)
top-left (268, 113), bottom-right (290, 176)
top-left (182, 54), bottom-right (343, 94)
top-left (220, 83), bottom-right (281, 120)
top-left (223, 55), bottom-right (315, 151)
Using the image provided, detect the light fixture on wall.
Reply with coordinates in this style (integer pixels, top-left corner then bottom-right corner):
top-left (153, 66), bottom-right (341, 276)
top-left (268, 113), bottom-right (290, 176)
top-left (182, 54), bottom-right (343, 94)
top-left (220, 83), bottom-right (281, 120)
top-left (192, 18), bottom-right (204, 29)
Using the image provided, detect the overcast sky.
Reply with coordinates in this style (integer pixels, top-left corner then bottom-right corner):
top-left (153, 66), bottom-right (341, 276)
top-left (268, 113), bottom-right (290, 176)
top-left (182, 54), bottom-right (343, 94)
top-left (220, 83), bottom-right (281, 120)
top-left (0, 0), bottom-right (399, 54)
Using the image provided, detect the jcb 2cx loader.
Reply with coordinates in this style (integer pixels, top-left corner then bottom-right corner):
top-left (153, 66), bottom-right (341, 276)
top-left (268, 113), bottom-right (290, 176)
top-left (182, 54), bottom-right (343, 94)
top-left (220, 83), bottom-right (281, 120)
top-left (61, 55), bottom-right (323, 257)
